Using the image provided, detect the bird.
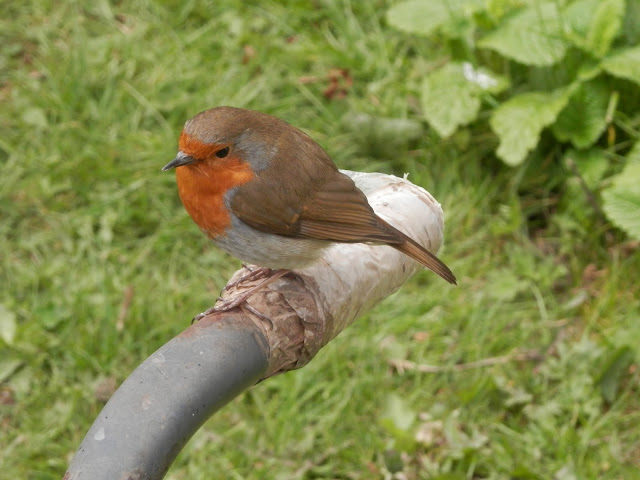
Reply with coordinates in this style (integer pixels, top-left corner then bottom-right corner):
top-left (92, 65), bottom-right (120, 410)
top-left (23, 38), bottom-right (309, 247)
top-left (163, 106), bottom-right (456, 313)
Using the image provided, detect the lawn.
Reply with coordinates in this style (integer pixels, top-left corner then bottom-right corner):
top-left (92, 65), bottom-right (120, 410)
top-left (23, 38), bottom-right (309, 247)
top-left (1, 1), bottom-right (639, 479)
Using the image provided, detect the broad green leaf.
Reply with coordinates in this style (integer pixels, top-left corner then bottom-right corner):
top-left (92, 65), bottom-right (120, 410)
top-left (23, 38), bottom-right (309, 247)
top-left (602, 156), bottom-right (640, 240)
top-left (551, 79), bottom-right (609, 149)
top-left (22, 107), bottom-right (48, 129)
top-left (627, 141), bottom-right (640, 163)
top-left (490, 88), bottom-right (571, 165)
top-left (597, 345), bottom-right (634, 403)
top-left (575, 60), bottom-right (603, 83)
top-left (421, 62), bottom-right (509, 137)
top-left (479, 3), bottom-right (568, 66)
top-left (560, 148), bottom-right (607, 226)
top-left (382, 394), bottom-right (416, 431)
top-left (555, 464), bottom-right (579, 480)
top-left (623, 0), bottom-right (640, 44)
top-left (563, 148), bottom-right (608, 188)
top-left (0, 357), bottom-right (23, 383)
top-left (386, 0), bottom-right (484, 37)
top-left (565, 0), bottom-right (624, 57)
top-left (602, 46), bottom-right (640, 86)
top-left (0, 304), bottom-right (17, 345)
top-left (484, 268), bottom-right (528, 301)
top-left (585, 0), bottom-right (624, 57)
top-left (486, 0), bottom-right (541, 17)
top-left (564, 0), bottom-right (600, 38)
top-left (380, 394), bottom-right (418, 451)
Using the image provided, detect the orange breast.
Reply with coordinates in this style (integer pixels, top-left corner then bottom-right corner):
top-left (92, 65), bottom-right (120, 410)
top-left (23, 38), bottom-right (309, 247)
top-left (175, 157), bottom-right (254, 237)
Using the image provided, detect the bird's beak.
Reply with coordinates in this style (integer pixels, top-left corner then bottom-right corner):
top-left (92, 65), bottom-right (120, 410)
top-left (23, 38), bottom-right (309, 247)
top-left (162, 151), bottom-right (196, 171)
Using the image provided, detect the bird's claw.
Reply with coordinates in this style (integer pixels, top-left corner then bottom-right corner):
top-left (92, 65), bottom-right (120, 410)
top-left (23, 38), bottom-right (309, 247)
top-left (191, 309), bottom-right (210, 324)
top-left (191, 269), bottom-right (288, 325)
top-left (190, 298), bottom-right (234, 324)
top-left (223, 266), bottom-right (274, 292)
top-left (190, 297), bottom-right (273, 330)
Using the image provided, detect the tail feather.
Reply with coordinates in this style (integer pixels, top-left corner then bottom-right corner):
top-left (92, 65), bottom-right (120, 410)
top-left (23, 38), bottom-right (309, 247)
top-left (375, 216), bottom-right (457, 285)
top-left (394, 239), bottom-right (457, 285)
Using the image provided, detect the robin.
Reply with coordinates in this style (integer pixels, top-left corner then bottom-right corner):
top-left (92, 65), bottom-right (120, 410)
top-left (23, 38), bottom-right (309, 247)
top-left (163, 107), bottom-right (456, 312)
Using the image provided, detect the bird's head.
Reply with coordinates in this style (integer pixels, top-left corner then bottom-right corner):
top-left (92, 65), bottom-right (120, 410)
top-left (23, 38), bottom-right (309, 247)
top-left (162, 106), bottom-right (283, 173)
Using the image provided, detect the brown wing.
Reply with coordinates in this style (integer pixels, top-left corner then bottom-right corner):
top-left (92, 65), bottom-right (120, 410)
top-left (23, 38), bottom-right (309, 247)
top-left (229, 125), bottom-right (400, 244)
top-left (294, 173), bottom-right (402, 244)
top-left (229, 146), bottom-right (401, 244)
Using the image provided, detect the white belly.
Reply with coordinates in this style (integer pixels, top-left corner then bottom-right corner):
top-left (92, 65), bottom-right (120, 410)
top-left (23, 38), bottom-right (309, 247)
top-left (213, 215), bottom-right (330, 269)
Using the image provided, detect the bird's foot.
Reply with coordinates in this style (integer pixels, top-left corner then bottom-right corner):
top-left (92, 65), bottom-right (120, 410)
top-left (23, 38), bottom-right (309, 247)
top-left (191, 296), bottom-right (243, 323)
top-left (192, 269), bottom-right (289, 324)
top-left (223, 265), bottom-right (275, 292)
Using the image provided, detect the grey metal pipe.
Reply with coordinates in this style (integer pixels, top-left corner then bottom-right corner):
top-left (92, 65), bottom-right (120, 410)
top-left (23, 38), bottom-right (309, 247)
top-left (64, 313), bottom-right (269, 480)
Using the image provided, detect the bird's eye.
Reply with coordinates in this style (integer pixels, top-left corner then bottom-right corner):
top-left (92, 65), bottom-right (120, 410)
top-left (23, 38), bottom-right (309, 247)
top-left (215, 147), bottom-right (230, 158)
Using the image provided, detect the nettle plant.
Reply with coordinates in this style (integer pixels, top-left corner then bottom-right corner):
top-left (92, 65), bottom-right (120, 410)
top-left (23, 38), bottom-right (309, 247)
top-left (387, 0), bottom-right (640, 240)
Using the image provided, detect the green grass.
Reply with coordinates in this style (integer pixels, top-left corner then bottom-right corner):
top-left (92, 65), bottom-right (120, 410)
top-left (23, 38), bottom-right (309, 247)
top-left (2, 1), bottom-right (639, 479)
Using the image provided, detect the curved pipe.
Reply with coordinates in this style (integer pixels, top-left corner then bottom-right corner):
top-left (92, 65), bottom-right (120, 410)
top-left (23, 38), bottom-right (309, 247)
top-left (65, 314), bottom-right (268, 480)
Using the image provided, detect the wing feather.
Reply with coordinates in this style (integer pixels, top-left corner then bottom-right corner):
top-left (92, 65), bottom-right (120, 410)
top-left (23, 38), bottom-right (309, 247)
top-left (295, 175), bottom-right (401, 244)
top-left (229, 131), bottom-right (399, 243)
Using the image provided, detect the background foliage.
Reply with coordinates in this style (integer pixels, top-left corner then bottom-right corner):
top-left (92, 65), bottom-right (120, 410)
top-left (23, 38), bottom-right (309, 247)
top-left (1, 1), bottom-right (639, 479)
top-left (387, 0), bottom-right (640, 240)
